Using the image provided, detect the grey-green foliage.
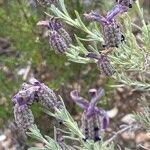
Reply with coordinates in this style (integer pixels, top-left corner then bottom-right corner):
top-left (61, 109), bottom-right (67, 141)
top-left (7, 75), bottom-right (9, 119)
top-left (49, 0), bottom-right (150, 91)
top-left (134, 96), bottom-right (150, 131)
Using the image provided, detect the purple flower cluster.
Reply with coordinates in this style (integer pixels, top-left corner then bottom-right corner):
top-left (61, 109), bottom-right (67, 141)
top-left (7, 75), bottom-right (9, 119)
top-left (86, 53), bottom-right (115, 76)
top-left (12, 78), bottom-right (61, 131)
top-left (84, 0), bottom-right (136, 76)
top-left (70, 88), bottom-right (109, 142)
top-left (84, 0), bottom-right (136, 49)
top-left (37, 17), bottom-right (72, 54)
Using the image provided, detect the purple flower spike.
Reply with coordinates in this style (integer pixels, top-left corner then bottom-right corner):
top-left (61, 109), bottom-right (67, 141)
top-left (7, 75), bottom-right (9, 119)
top-left (106, 0), bottom-right (137, 22)
top-left (49, 30), bottom-right (68, 54)
top-left (12, 78), bottom-right (63, 131)
top-left (12, 78), bottom-right (61, 110)
top-left (70, 88), bottom-right (109, 142)
top-left (37, 17), bottom-right (72, 47)
top-left (86, 53), bottom-right (115, 76)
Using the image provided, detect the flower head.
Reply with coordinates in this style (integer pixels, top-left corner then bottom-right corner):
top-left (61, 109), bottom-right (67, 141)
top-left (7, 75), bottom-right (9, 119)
top-left (84, 12), bottom-right (124, 49)
top-left (103, 20), bottom-right (123, 48)
top-left (37, 17), bottom-right (72, 53)
top-left (70, 88), bottom-right (109, 142)
top-left (12, 78), bottom-right (62, 131)
top-left (12, 78), bottom-right (60, 109)
top-left (86, 53), bottom-right (115, 76)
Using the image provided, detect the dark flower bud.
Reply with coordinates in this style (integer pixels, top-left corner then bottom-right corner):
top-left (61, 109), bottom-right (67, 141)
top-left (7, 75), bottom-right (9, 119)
top-left (103, 21), bottom-right (123, 48)
top-left (49, 30), bottom-right (68, 54)
top-left (37, 17), bottom-right (72, 54)
top-left (97, 54), bottom-right (115, 76)
top-left (14, 105), bottom-right (34, 131)
top-left (84, 12), bottom-right (124, 48)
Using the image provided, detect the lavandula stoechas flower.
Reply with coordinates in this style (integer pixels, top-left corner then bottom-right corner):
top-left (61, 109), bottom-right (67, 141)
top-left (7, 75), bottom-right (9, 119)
top-left (37, 17), bottom-right (72, 54)
top-left (84, 12), bottom-right (124, 49)
top-left (13, 78), bottom-right (60, 109)
top-left (70, 88), bottom-right (109, 142)
top-left (49, 30), bottom-right (68, 54)
top-left (86, 53), bottom-right (115, 76)
top-left (12, 78), bottom-right (61, 131)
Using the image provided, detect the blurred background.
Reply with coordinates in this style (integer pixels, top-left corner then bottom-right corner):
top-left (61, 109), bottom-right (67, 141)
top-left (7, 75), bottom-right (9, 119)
top-left (0, 0), bottom-right (150, 149)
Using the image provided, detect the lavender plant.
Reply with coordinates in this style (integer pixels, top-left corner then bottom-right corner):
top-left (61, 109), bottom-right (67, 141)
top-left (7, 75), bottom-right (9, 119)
top-left (12, 78), bottom-right (115, 149)
top-left (37, 0), bottom-right (150, 91)
top-left (11, 0), bottom-right (150, 149)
